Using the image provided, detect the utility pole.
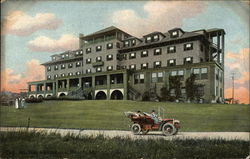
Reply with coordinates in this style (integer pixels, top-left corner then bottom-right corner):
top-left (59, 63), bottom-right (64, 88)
top-left (231, 72), bottom-right (235, 104)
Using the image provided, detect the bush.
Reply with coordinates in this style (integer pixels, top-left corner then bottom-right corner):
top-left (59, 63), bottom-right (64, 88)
top-left (0, 131), bottom-right (248, 159)
top-left (142, 91), bottom-right (150, 101)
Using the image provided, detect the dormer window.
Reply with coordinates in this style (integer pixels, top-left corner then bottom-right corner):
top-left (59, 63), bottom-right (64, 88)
top-left (184, 43), bottom-right (193, 51)
top-left (154, 48), bottom-right (162, 55)
top-left (107, 54), bottom-right (113, 61)
top-left (171, 31), bottom-right (178, 38)
top-left (86, 58), bottom-right (91, 64)
top-left (76, 51), bottom-right (79, 55)
top-left (141, 63), bottom-right (148, 69)
top-left (132, 40), bottom-right (136, 46)
top-left (107, 66), bottom-right (113, 71)
top-left (65, 54), bottom-right (69, 57)
top-left (167, 46), bottom-right (176, 53)
top-left (168, 59), bottom-right (176, 66)
top-left (141, 50), bottom-right (148, 57)
top-left (52, 56), bottom-right (56, 61)
top-left (62, 54), bottom-right (65, 59)
top-left (96, 56), bottom-right (102, 62)
top-left (146, 36), bottom-right (152, 43)
top-left (107, 43), bottom-right (113, 49)
top-left (96, 45), bottom-right (102, 52)
top-left (153, 35), bottom-right (159, 41)
top-left (124, 41), bottom-right (129, 47)
top-left (154, 61), bottom-right (161, 68)
top-left (86, 48), bottom-right (91, 53)
top-left (129, 52), bottom-right (136, 59)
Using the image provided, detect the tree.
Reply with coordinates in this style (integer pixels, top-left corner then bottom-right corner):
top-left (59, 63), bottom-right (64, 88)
top-left (160, 86), bottom-right (169, 101)
top-left (185, 74), bottom-right (196, 101)
top-left (169, 76), bottom-right (182, 100)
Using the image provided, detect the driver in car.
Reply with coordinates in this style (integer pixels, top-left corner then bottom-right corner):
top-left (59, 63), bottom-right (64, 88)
top-left (151, 110), bottom-right (160, 124)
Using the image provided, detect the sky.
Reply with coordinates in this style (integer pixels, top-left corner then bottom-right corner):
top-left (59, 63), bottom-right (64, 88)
top-left (1, 0), bottom-right (249, 104)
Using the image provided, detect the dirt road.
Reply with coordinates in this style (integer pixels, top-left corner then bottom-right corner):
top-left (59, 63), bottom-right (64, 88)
top-left (0, 127), bottom-right (249, 141)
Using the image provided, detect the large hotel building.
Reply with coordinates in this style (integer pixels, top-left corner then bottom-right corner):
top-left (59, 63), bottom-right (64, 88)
top-left (28, 26), bottom-right (225, 102)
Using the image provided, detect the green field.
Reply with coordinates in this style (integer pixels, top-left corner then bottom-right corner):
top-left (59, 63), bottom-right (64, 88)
top-left (0, 100), bottom-right (249, 132)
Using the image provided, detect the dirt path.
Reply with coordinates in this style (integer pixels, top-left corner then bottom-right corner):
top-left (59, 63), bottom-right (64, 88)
top-left (0, 127), bottom-right (249, 141)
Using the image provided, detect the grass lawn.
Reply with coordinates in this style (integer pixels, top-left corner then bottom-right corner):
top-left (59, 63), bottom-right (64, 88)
top-left (0, 100), bottom-right (249, 132)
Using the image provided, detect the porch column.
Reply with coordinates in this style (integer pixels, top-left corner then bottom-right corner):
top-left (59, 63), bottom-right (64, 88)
top-left (53, 82), bottom-right (56, 96)
top-left (92, 76), bottom-right (95, 99)
top-left (107, 74), bottom-right (110, 100)
top-left (79, 77), bottom-right (82, 88)
top-left (66, 79), bottom-right (70, 92)
top-left (217, 32), bottom-right (220, 64)
top-left (43, 82), bottom-right (46, 96)
top-left (56, 80), bottom-right (59, 97)
top-left (123, 71), bottom-right (128, 100)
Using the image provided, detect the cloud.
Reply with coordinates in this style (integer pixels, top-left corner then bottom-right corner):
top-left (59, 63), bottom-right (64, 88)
top-left (27, 34), bottom-right (78, 52)
top-left (112, 1), bottom-right (207, 37)
top-left (225, 87), bottom-right (249, 104)
top-left (1, 59), bottom-right (45, 93)
top-left (2, 10), bottom-right (62, 36)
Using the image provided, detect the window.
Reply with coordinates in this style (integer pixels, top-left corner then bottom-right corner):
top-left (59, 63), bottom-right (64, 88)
top-left (76, 62), bottom-right (81, 67)
top-left (154, 48), bottom-right (162, 55)
top-left (107, 66), bottom-right (113, 71)
top-left (76, 51), bottom-right (79, 55)
top-left (54, 74), bottom-right (58, 78)
top-left (151, 72), bottom-right (163, 83)
top-left (86, 58), bottom-right (91, 64)
top-left (216, 69), bottom-right (219, 80)
top-left (68, 72), bottom-right (73, 76)
top-left (121, 65), bottom-right (126, 69)
top-left (62, 54), bottom-right (65, 59)
top-left (171, 70), bottom-right (184, 80)
top-left (106, 54), bottom-right (113, 61)
top-left (68, 63), bottom-right (73, 68)
top-left (129, 52), bottom-right (136, 59)
top-left (107, 43), bottom-right (113, 49)
top-left (141, 50), bottom-right (148, 57)
top-left (61, 73), bottom-right (65, 77)
top-left (124, 41), bottom-right (129, 47)
top-left (167, 46), bottom-right (176, 53)
top-left (193, 68), bottom-right (200, 80)
top-left (47, 75), bottom-right (51, 80)
top-left (96, 56), bottom-right (102, 62)
top-left (184, 43), bottom-right (193, 51)
top-left (76, 71), bottom-right (81, 76)
top-left (86, 48), bottom-right (91, 53)
top-left (184, 57), bottom-right (193, 64)
top-left (61, 64), bottom-right (65, 69)
top-left (154, 61), bottom-right (161, 68)
top-left (129, 64), bottom-right (136, 70)
top-left (201, 68), bottom-right (208, 79)
top-left (96, 45), bottom-right (102, 52)
top-left (146, 36), bottom-right (151, 42)
top-left (132, 40), bottom-right (136, 46)
top-left (167, 59), bottom-right (176, 66)
top-left (80, 50), bottom-right (83, 55)
top-left (171, 31), bottom-right (178, 38)
top-left (153, 35), bottom-right (159, 41)
top-left (54, 65), bottom-right (58, 70)
top-left (52, 56), bottom-right (56, 61)
top-left (200, 45), bottom-right (204, 52)
top-left (65, 54), bottom-right (69, 58)
top-left (134, 73), bottom-right (145, 84)
top-left (96, 67), bottom-right (102, 72)
top-left (47, 66), bottom-right (51, 72)
top-left (141, 63), bottom-right (148, 69)
top-left (86, 69), bottom-right (91, 74)
top-left (116, 42), bottom-right (120, 48)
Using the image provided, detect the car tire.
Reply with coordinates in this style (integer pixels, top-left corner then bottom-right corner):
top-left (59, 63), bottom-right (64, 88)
top-left (131, 123), bottom-right (141, 135)
top-left (141, 129), bottom-right (149, 135)
top-left (162, 123), bottom-right (176, 136)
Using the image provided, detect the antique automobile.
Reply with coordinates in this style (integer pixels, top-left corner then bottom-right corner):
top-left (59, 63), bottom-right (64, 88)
top-left (124, 111), bottom-right (180, 136)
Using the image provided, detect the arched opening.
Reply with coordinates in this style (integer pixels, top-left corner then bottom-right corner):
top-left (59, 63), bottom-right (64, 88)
top-left (95, 91), bottom-right (107, 100)
top-left (111, 90), bottom-right (123, 100)
top-left (38, 95), bottom-right (43, 99)
top-left (59, 93), bottom-right (66, 97)
top-left (30, 95), bottom-right (35, 99)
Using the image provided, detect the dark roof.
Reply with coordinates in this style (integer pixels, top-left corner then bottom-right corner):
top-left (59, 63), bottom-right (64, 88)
top-left (123, 36), bottom-right (142, 42)
top-left (143, 31), bottom-right (166, 37)
top-left (83, 26), bottom-right (131, 39)
top-left (41, 56), bottom-right (82, 65)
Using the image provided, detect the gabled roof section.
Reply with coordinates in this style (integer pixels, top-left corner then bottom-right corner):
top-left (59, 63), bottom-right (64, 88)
top-left (143, 31), bottom-right (166, 37)
top-left (168, 27), bottom-right (185, 33)
top-left (83, 26), bottom-right (132, 39)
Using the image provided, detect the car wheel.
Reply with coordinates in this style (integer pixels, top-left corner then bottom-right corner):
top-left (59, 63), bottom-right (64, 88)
top-left (131, 123), bottom-right (141, 135)
top-left (173, 128), bottom-right (179, 135)
top-left (162, 123), bottom-right (176, 136)
top-left (141, 129), bottom-right (149, 135)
